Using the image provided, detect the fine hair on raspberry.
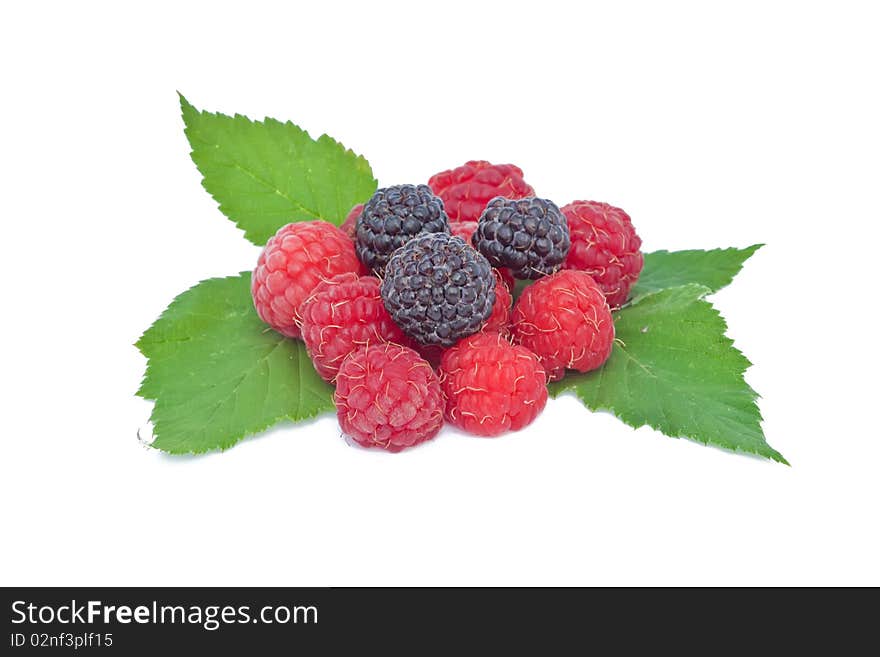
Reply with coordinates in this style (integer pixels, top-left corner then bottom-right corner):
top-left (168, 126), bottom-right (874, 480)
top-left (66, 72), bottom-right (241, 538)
top-left (298, 273), bottom-right (412, 383)
top-left (428, 160), bottom-right (535, 224)
top-left (483, 270), bottom-right (513, 335)
top-left (562, 200), bottom-right (643, 308)
top-left (438, 332), bottom-right (548, 437)
top-left (251, 220), bottom-right (364, 338)
top-left (511, 270), bottom-right (614, 381)
top-left (335, 343), bottom-right (444, 452)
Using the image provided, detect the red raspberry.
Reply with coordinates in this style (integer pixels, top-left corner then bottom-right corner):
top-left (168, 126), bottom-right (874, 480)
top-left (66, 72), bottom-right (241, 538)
top-left (251, 221), bottom-right (364, 338)
top-left (484, 271), bottom-right (513, 335)
top-left (512, 270), bottom-right (614, 381)
top-left (496, 267), bottom-right (515, 292)
top-left (340, 203), bottom-right (363, 240)
top-left (449, 220), bottom-right (479, 242)
top-left (439, 332), bottom-right (547, 436)
top-left (335, 344), bottom-right (444, 452)
top-left (428, 160), bottom-right (535, 223)
top-left (561, 200), bottom-right (643, 308)
top-left (298, 273), bottom-right (412, 382)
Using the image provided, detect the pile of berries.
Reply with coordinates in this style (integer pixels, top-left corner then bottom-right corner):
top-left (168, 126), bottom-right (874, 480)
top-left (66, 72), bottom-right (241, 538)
top-left (252, 160), bottom-right (643, 452)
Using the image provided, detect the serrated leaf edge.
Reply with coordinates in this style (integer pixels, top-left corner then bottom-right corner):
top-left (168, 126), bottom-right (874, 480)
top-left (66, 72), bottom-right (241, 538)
top-left (550, 283), bottom-right (788, 465)
top-left (629, 243), bottom-right (764, 303)
top-left (135, 271), bottom-right (335, 455)
top-left (178, 93), bottom-right (377, 244)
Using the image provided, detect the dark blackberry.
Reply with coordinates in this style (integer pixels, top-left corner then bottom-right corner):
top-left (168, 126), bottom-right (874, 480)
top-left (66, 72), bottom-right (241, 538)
top-left (472, 197), bottom-right (570, 279)
top-left (355, 184), bottom-right (450, 274)
top-left (381, 233), bottom-right (495, 348)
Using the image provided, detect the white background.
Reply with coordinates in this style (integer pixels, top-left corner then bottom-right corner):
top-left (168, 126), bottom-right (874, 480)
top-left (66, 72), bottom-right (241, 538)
top-left (2, 1), bottom-right (878, 586)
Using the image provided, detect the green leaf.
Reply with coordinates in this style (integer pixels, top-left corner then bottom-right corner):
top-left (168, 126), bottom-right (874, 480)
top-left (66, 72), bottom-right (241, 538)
top-left (179, 93), bottom-right (377, 245)
top-left (136, 272), bottom-right (335, 454)
top-left (631, 244), bottom-right (763, 299)
top-left (549, 284), bottom-right (786, 464)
